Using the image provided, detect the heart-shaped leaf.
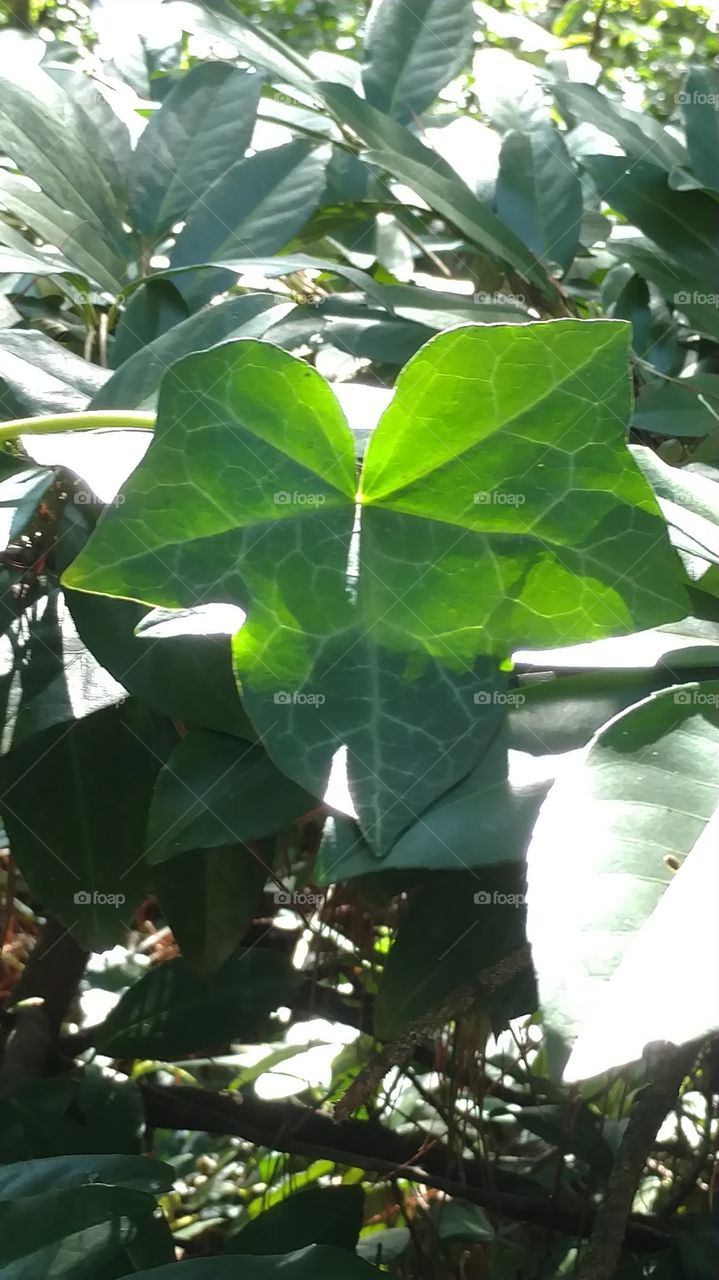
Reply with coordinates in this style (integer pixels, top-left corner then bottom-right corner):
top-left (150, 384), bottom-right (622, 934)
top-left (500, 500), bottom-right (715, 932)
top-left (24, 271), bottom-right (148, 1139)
top-left (64, 323), bottom-right (688, 855)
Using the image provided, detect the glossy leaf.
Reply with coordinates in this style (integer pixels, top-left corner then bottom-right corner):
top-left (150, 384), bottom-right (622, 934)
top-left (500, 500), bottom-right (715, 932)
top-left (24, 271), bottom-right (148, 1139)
top-left (92, 946), bottom-right (300, 1058)
top-left (130, 62), bottom-right (262, 237)
top-left (146, 729), bottom-right (315, 862)
top-left (110, 280), bottom-right (190, 370)
top-left (527, 682), bottom-right (719, 1075)
top-left (0, 1154), bottom-right (173, 1200)
top-left (0, 331), bottom-right (106, 418)
top-left (375, 866), bottom-right (536, 1039)
top-left (228, 1185), bottom-right (364, 1254)
top-left (153, 842), bottom-right (269, 975)
top-left (496, 125), bottom-right (583, 272)
top-left (319, 82), bottom-right (551, 292)
top-left (680, 67), bottom-right (719, 191)
top-left (0, 702), bottom-right (164, 950)
top-left (0, 466), bottom-right (54, 553)
top-left (65, 324), bottom-right (689, 854)
top-left (586, 156), bottom-right (719, 283)
top-left (119, 1245), bottom-right (383, 1279)
top-left (0, 1184), bottom-right (173, 1279)
top-left (633, 375), bottom-right (719, 438)
top-left (0, 66), bottom-right (127, 257)
top-left (361, 0), bottom-right (474, 124)
top-left (93, 293), bottom-right (290, 410)
top-left (553, 80), bottom-right (689, 174)
top-left (169, 141), bottom-right (328, 296)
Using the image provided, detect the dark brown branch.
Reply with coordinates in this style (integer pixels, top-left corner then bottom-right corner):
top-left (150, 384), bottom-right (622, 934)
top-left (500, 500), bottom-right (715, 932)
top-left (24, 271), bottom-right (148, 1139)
top-left (576, 1042), bottom-right (697, 1280)
top-left (139, 1082), bottom-right (680, 1253)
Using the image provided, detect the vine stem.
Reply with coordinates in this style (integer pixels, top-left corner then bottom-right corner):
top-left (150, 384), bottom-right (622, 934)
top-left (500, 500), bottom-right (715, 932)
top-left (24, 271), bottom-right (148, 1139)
top-left (0, 411), bottom-right (156, 443)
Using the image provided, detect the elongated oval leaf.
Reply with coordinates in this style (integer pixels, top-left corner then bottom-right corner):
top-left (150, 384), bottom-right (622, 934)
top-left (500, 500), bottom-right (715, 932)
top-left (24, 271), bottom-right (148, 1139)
top-left (92, 947), bottom-right (300, 1058)
top-left (130, 62), bottom-right (262, 237)
top-left (527, 682), bottom-right (719, 1076)
top-left (0, 330), bottom-right (106, 419)
top-left (681, 67), bottom-right (719, 191)
top-left (319, 82), bottom-right (551, 292)
top-left (117, 1245), bottom-right (383, 1279)
top-left (362, 0), bottom-right (474, 124)
top-left (496, 125), bottom-right (583, 272)
top-left (169, 141), bottom-right (328, 292)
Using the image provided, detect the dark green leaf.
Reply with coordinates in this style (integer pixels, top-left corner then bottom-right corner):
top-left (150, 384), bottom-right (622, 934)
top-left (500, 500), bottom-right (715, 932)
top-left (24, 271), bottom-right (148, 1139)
top-left (110, 280), bottom-right (190, 369)
top-left (146, 728), bottom-right (315, 862)
top-left (681, 67), bottom-right (719, 191)
top-left (0, 66), bottom-right (128, 258)
top-left (119, 1245), bottom-right (383, 1278)
top-left (0, 331), bottom-right (106, 418)
top-left (153, 842), bottom-right (268, 975)
top-left (130, 62), bottom-right (262, 238)
top-left (0, 466), bottom-right (53, 552)
top-left (586, 156), bottom-right (719, 282)
top-left (169, 141), bottom-right (328, 303)
top-left (361, 0), bottom-right (474, 124)
top-left (0, 1184), bottom-right (173, 1280)
top-left (92, 946), bottom-right (301, 1058)
top-left (319, 82), bottom-right (551, 292)
top-left (0, 1154), bottom-right (173, 1200)
top-left (228, 1185), bottom-right (364, 1254)
top-left (375, 866), bottom-right (535, 1039)
top-left (0, 702), bottom-right (164, 950)
top-left (92, 293), bottom-right (291, 410)
top-left (496, 125), bottom-right (583, 272)
top-left (553, 81), bottom-right (689, 174)
top-left (634, 374), bottom-right (719, 438)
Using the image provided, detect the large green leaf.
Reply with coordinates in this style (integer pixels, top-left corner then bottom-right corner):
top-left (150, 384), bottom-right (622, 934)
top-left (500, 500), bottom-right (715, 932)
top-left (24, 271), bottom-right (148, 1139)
top-left (0, 587), bottom-right (124, 752)
top-left (527, 682), bottom-right (719, 1076)
top-left (632, 445), bottom-right (719, 594)
top-left (0, 66), bottom-right (127, 258)
top-left (586, 156), bottom-right (719, 283)
top-left (633, 374), bottom-right (719, 438)
top-left (169, 141), bottom-right (328, 300)
top-left (92, 293), bottom-right (289, 410)
top-left (609, 235), bottom-right (719, 342)
top-left (166, 0), bottom-right (316, 95)
top-left (375, 866), bottom-right (536, 1039)
top-left (0, 1184), bottom-right (173, 1280)
top-left (680, 67), bottom-right (719, 191)
top-left (0, 1155), bottom-right (173, 1200)
top-left (92, 946), bottom-right (300, 1058)
top-left (565, 808), bottom-right (719, 1082)
top-left (0, 331), bottom-right (106, 418)
top-left (153, 842), bottom-right (269, 975)
top-left (146, 728), bottom-right (315, 862)
top-left (0, 702), bottom-right (164, 950)
top-left (228, 1185), bottom-right (364, 1254)
top-left (130, 62), bottom-right (262, 238)
top-left (63, 324), bottom-right (688, 855)
top-left (361, 0), bottom-right (474, 124)
top-left (319, 83), bottom-right (551, 292)
top-left (553, 80), bottom-right (689, 174)
top-left (0, 1071), bottom-right (144, 1163)
top-left (495, 125), bottom-right (583, 272)
top-left (119, 1245), bottom-right (383, 1279)
top-left (0, 171), bottom-right (125, 294)
top-left (109, 280), bottom-right (190, 370)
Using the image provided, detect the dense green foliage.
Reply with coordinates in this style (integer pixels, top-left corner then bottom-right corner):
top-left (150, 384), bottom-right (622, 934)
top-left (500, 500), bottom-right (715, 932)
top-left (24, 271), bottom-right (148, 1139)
top-left (0, 0), bottom-right (717, 1277)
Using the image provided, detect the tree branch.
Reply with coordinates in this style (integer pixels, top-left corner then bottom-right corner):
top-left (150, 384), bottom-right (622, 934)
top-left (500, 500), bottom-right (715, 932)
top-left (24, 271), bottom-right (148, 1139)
top-left (139, 1081), bottom-right (680, 1253)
